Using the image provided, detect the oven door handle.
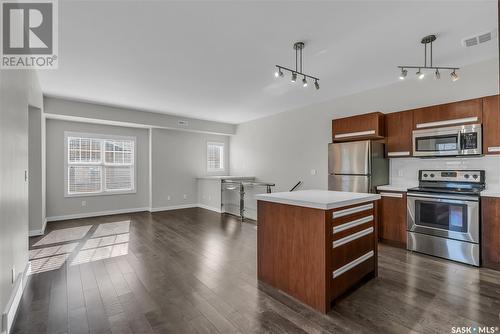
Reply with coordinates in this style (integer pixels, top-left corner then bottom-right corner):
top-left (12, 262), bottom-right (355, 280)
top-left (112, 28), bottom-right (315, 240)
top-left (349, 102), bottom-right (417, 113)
top-left (407, 192), bottom-right (479, 203)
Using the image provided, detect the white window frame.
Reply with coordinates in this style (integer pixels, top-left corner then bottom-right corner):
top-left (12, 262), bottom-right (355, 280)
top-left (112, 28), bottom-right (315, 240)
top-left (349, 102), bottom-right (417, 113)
top-left (207, 141), bottom-right (225, 173)
top-left (64, 131), bottom-right (137, 197)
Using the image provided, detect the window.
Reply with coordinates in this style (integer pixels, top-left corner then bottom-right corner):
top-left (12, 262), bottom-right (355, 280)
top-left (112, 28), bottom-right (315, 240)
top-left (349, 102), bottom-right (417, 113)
top-left (207, 142), bottom-right (225, 172)
top-left (65, 132), bottom-right (136, 196)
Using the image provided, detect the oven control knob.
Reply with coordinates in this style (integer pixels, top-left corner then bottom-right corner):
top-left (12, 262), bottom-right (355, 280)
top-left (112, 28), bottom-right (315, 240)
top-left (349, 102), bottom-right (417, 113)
top-left (423, 173), bottom-right (428, 178)
top-left (430, 173), bottom-right (435, 178)
top-left (473, 174), bottom-right (478, 179)
top-left (464, 174), bottom-right (470, 179)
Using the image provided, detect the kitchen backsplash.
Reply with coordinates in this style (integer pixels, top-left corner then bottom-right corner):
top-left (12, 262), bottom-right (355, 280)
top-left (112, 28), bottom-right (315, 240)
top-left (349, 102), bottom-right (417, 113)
top-left (390, 155), bottom-right (500, 190)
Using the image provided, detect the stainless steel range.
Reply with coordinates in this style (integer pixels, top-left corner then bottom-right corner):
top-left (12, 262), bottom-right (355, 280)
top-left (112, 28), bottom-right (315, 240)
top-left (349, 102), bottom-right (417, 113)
top-left (407, 170), bottom-right (485, 266)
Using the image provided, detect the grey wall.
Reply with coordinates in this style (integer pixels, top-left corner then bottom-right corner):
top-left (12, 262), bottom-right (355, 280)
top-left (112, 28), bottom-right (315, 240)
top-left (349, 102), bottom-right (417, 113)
top-left (44, 97), bottom-right (236, 135)
top-left (230, 58), bottom-right (499, 193)
top-left (46, 120), bottom-right (150, 219)
top-left (28, 107), bottom-right (45, 234)
top-left (0, 70), bottom-right (43, 317)
top-left (151, 128), bottom-right (229, 209)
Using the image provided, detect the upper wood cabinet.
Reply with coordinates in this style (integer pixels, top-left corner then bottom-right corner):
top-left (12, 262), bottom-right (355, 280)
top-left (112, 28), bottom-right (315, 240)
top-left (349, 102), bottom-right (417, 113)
top-left (377, 191), bottom-right (407, 248)
top-left (413, 98), bottom-right (483, 129)
top-left (482, 94), bottom-right (500, 155)
top-left (385, 110), bottom-right (413, 157)
top-left (332, 112), bottom-right (385, 142)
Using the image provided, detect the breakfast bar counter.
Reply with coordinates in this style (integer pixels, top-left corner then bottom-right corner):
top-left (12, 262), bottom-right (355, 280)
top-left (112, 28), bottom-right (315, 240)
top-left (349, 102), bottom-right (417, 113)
top-left (255, 190), bottom-right (380, 313)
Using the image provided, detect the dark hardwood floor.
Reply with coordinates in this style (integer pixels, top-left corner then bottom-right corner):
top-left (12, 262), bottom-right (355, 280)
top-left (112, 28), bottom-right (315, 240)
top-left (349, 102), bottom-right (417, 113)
top-left (14, 208), bottom-right (500, 334)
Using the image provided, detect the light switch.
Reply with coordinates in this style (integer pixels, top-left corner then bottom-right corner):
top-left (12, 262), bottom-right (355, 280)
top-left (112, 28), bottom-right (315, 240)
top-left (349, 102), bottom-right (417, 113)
top-left (310, 169), bottom-right (317, 175)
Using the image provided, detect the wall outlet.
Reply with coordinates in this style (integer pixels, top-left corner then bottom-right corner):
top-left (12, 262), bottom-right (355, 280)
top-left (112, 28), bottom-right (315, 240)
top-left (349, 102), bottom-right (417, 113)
top-left (167, 195), bottom-right (171, 201)
top-left (208, 195), bottom-right (212, 201)
top-left (11, 267), bottom-right (15, 283)
top-left (183, 194), bottom-right (187, 200)
top-left (397, 169), bottom-right (403, 177)
top-left (81, 200), bottom-right (86, 207)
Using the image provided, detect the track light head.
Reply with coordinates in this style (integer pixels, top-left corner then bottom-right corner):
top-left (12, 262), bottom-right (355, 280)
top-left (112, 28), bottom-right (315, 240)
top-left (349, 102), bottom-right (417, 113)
top-left (291, 72), bottom-right (297, 82)
top-left (451, 70), bottom-right (459, 82)
top-left (399, 68), bottom-right (407, 80)
top-left (434, 69), bottom-right (440, 80)
top-left (274, 67), bottom-right (284, 78)
top-left (416, 69), bottom-right (425, 80)
top-left (314, 80), bottom-right (320, 90)
top-left (302, 76), bottom-right (308, 87)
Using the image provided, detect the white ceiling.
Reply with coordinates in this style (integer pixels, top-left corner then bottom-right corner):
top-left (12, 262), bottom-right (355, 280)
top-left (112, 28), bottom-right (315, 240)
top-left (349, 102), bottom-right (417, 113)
top-left (40, 1), bottom-right (498, 124)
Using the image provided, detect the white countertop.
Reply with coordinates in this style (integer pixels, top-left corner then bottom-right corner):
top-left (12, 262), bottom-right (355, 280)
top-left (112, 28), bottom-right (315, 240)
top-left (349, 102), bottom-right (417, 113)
top-left (481, 189), bottom-right (500, 198)
top-left (197, 175), bottom-right (255, 180)
top-left (255, 190), bottom-right (380, 210)
top-left (377, 185), bottom-right (413, 192)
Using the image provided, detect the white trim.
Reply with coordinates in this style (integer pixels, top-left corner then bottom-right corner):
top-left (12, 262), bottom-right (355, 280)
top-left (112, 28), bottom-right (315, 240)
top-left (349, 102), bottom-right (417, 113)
top-left (2, 263), bottom-right (29, 334)
top-left (334, 130), bottom-right (375, 139)
top-left (46, 207), bottom-right (149, 222)
top-left (197, 204), bottom-right (223, 213)
top-left (332, 203), bottom-right (373, 219)
top-left (28, 219), bottom-right (47, 237)
top-left (380, 192), bottom-right (403, 198)
top-left (387, 151), bottom-right (410, 157)
top-left (332, 251), bottom-right (374, 278)
top-left (148, 128), bottom-right (153, 209)
top-left (333, 227), bottom-right (374, 248)
top-left (333, 215), bottom-right (373, 234)
top-left (415, 117), bottom-right (478, 129)
top-left (487, 146), bottom-right (500, 152)
top-left (150, 204), bottom-right (198, 212)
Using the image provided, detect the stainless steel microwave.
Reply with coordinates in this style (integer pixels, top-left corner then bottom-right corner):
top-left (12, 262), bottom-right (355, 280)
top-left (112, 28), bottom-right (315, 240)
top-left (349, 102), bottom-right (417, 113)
top-left (412, 124), bottom-right (482, 157)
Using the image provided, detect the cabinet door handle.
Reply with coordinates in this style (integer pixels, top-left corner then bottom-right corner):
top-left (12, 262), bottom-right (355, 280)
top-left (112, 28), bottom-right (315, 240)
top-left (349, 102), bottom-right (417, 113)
top-left (415, 117), bottom-right (478, 129)
top-left (380, 192), bottom-right (403, 198)
top-left (334, 130), bottom-right (375, 139)
top-left (488, 147), bottom-right (500, 153)
top-left (387, 151), bottom-right (410, 157)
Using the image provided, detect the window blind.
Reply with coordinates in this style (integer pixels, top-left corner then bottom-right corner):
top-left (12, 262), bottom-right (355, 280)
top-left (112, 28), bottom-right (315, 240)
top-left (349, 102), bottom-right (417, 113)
top-left (66, 134), bottom-right (135, 196)
top-left (207, 142), bottom-right (224, 171)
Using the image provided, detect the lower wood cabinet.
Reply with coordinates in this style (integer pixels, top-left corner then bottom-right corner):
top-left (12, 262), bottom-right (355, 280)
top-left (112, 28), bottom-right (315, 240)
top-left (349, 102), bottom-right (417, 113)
top-left (482, 196), bottom-right (500, 270)
top-left (378, 191), bottom-right (407, 248)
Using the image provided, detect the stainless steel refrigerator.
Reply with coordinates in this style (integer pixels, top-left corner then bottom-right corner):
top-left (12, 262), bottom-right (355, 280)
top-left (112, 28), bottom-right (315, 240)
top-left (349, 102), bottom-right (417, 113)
top-left (328, 140), bottom-right (389, 193)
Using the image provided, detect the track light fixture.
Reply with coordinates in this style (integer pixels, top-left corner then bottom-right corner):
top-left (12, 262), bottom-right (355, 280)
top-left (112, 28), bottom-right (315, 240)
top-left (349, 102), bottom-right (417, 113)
top-left (398, 35), bottom-right (459, 82)
top-left (275, 41), bottom-right (320, 90)
top-left (399, 68), bottom-right (407, 80)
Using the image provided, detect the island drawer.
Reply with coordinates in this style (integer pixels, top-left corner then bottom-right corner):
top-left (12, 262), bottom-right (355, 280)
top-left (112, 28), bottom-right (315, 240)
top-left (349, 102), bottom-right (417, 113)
top-left (332, 228), bottom-right (374, 270)
top-left (331, 254), bottom-right (375, 300)
top-left (331, 202), bottom-right (374, 225)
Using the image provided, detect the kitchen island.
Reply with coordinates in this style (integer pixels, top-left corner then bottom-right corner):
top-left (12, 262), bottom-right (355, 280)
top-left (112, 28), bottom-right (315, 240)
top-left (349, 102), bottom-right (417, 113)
top-left (255, 190), bottom-right (380, 313)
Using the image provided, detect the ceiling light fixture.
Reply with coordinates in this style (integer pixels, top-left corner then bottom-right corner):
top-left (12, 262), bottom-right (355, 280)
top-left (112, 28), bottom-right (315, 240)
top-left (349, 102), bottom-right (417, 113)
top-left (275, 41), bottom-right (320, 90)
top-left (435, 68), bottom-right (440, 80)
top-left (398, 35), bottom-right (459, 82)
top-left (399, 68), bottom-right (407, 80)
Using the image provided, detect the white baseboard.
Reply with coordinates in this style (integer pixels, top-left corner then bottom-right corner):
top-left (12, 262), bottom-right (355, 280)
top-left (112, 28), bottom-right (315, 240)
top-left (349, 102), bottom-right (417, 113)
top-left (29, 218), bottom-right (47, 237)
top-left (197, 204), bottom-right (223, 213)
top-left (46, 207), bottom-right (150, 222)
top-left (2, 263), bottom-right (29, 334)
top-left (149, 204), bottom-right (198, 212)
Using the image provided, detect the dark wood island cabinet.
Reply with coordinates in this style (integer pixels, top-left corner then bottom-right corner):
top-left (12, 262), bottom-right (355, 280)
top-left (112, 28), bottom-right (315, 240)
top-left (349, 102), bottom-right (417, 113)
top-left (255, 190), bottom-right (380, 313)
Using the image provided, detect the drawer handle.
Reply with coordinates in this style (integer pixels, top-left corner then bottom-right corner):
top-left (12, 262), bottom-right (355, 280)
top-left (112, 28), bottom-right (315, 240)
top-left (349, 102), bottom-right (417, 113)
top-left (333, 203), bottom-right (373, 218)
top-left (334, 130), bottom-right (375, 139)
top-left (415, 117), bottom-right (478, 129)
top-left (332, 251), bottom-right (374, 278)
top-left (488, 147), bottom-right (500, 152)
top-left (333, 215), bottom-right (373, 234)
top-left (380, 192), bottom-right (403, 198)
top-left (333, 227), bottom-right (373, 248)
top-left (387, 151), bottom-right (410, 157)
